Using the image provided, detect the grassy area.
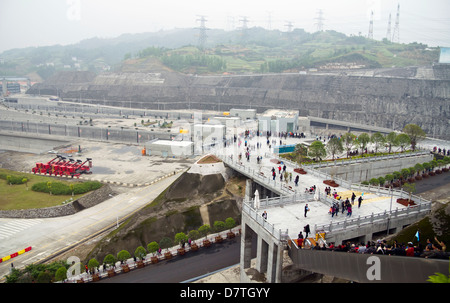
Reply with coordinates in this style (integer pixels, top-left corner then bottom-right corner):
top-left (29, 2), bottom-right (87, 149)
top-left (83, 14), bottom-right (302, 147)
top-left (0, 168), bottom-right (84, 210)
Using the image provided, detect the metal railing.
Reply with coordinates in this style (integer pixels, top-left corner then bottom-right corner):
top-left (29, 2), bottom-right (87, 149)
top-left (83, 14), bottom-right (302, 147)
top-left (242, 201), bottom-right (288, 241)
top-left (216, 154), bottom-right (294, 195)
top-left (314, 202), bottom-right (431, 234)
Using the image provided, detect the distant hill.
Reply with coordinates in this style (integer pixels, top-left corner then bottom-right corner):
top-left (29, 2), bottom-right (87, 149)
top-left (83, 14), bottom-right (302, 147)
top-left (0, 27), bottom-right (440, 81)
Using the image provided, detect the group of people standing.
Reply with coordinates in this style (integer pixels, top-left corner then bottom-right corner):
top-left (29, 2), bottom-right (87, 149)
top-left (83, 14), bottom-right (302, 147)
top-left (329, 198), bottom-right (353, 217)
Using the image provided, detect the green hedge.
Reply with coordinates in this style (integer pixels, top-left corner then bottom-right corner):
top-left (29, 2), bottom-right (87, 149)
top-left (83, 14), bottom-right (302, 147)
top-left (0, 173), bottom-right (27, 185)
top-left (31, 181), bottom-right (102, 195)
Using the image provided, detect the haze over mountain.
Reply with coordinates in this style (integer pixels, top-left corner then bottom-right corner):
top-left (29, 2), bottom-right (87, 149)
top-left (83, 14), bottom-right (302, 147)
top-left (1, 0), bottom-right (449, 54)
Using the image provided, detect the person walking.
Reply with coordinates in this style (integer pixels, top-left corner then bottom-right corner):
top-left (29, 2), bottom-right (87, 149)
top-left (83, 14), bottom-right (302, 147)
top-left (347, 204), bottom-right (352, 217)
top-left (304, 204), bottom-right (309, 217)
top-left (303, 224), bottom-right (310, 239)
top-left (294, 175), bottom-right (299, 187)
top-left (358, 196), bottom-right (363, 208)
top-left (351, 192), bottom-right (356, 205)
top-left (262, 211), bottom-right (268, 220)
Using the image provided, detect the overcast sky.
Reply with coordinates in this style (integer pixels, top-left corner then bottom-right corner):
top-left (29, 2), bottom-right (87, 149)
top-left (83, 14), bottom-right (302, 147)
top-left (0, 0), bottom-right (449, 53)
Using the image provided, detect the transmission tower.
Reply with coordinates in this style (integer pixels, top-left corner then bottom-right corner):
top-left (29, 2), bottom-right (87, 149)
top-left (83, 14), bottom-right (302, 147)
top-left (239, 16), bottom-right (249, 43)
top-left (392, 4), bottom-right (400, 43)
top-left (196, 15), bottom-right (209, 51)
top-left (368, 10), bottom-right (374, 39)
top-left (386, 13), bottom-right (392, 41)
top-left (314, 9), bottom-right (325, 32)
top-left (285, 21), bottom-right (293, 32)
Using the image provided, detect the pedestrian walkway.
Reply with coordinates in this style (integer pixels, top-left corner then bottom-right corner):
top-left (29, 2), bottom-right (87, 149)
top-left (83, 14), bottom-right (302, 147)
top-left (209, 131), bottom-right (429, 244)
top-left (0, 219), bottom-right (43, 240)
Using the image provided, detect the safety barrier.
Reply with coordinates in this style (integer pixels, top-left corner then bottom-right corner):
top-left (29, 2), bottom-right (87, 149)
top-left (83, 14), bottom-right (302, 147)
top-left (0, 246), bottom-right (32, 263)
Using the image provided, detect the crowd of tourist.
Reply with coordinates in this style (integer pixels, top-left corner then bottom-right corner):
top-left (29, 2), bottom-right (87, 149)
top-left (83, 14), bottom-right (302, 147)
top-left (295, 234), bottom-right (449, 260)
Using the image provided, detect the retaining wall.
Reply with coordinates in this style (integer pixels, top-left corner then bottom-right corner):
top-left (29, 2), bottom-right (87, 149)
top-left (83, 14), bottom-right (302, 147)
top-left (0, 184), bottom-right (115, 219)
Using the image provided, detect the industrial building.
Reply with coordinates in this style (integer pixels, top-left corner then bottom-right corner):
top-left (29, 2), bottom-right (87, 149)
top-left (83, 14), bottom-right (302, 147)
top-left (144, 139), bottom-right (193, 157)
top-left (258, 109), bottom-right (299, 134)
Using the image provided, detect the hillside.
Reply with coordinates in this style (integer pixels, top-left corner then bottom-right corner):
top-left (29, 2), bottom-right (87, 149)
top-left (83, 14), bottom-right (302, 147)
top-left (84, 171), bottom-right (246, 264)
top-left (0, 27), bottom-right (440, 81)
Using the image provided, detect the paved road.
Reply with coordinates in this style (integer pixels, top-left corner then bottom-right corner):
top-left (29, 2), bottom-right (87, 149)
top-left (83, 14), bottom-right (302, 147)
top-left (0, 173), bottom-right (183, 279)
top-left (97, 236), bottom-right (249, 283)
top-left (415, 172), bottom-right (450, 194)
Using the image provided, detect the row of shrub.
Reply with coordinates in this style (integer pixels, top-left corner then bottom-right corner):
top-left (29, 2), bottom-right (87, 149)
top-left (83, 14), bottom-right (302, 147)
top-left (0, 173), bottom-right (28, 185)
top-left (5, 217), bottom-right (237, 283)
top-left (362, 157), bottom-right (450, 187)
top-left (96, 218), bottom-right (237, 270)
top-left (31, 181), bottom-right (102, 195)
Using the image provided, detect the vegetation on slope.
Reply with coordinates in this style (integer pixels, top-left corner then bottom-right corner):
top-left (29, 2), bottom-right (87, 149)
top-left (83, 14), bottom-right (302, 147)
top-left (0, 27), bottom-right (440, 81)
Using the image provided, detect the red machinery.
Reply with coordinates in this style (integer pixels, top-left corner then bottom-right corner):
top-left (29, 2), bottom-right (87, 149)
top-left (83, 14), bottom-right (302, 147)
top-left (32, 156), bottom-right (92, 178)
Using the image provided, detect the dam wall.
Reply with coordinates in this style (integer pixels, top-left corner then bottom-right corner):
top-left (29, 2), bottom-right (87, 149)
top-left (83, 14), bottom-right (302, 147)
top-left (27, 67), bottom-right (450, 140)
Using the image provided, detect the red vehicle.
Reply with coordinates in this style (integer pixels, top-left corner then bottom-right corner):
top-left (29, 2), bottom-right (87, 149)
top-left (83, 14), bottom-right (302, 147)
top-left (32, 156), bottom-right (92, 178)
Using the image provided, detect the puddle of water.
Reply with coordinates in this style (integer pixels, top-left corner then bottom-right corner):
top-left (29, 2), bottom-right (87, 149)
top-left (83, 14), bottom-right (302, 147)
top-left (112, 145), bottom-right (141, 155)
top-left (91, 166), bottom-right (115, 174)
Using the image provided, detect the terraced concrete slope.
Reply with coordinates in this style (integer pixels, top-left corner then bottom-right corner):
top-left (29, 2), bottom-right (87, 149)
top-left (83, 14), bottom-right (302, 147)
top-left (27, 63), bottom-right (450, 140)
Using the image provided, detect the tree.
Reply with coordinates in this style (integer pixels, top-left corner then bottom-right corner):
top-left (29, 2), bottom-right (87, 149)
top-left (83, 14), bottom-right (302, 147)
top-left (134, 246), bottom-right (147, 260)
top-left (357, 133), bottom-right (370, 154)
top-left (371, 132), bottom-right (385, 153)
top-left (369, 178), bottom-right (379, 186)
top-left (147, 241), bottom-right (159, 256)
top-left (403, 124), bottom-right (426, 151)
top-left (188, 230), bottom-right (200, 242)
top-left (396, 133), bottom-right (411, 152)
top-left (198, 224), bottom-right (211, 240)
top-left (386, 132), bottom-right (398, 153)
top-left (408, 167), bottom-right (416, 178)
top-left (393, 171), bottom-right (402, 182)
top-left (326, 137), bottom-right (343, 160)
top-left (431, 159), bottom-right (438, 171)
top-left (47, 181), bottom-right (52, 195)
top-left (159, 237), bottom-right (173, 253)
top-left (308, 140), bottom-right (327, 161)
top-left (103, 254), bottom-right (117, 268)
top-left (55, 267), bottom-right (67, 282)
top-left (213, 220), bottom-right (226, 232)
top-left (175, 232), bottom-right (188, 247)
top-left (117, 250), bottom-right (131, 264)
top-left (341, 132), bottom-right (356, 158)
top-left (385, 174), bottom-right (394, 186)
top-left (88, 258), bottom-right (99, 272)
top-left (401, 168), bottom-right (410, 180)
top-left (427, 261), bottom-right (450, 283)
top-left (402, 182), bottom-right (416, 203)
top-left (22, 178), bottom-right (28, 190)
top-left (225, 217), bottom-right (236, 232)
top-left (414, 163), bottom-right (424, 175)
top-left (377, 176), bottom-right (385, 187)
top-left (36, 271), bottom-right (52, 283)
top-left (294, 143), bottom-right (308, 163)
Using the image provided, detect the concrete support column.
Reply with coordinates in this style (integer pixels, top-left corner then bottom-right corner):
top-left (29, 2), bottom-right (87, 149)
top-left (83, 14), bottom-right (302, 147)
top-left (240, 223), bottom-right (254, 270)
top-left (267, 242), bottom-right (283, 283)
top-left (256, 237), bottom-right (268, 274)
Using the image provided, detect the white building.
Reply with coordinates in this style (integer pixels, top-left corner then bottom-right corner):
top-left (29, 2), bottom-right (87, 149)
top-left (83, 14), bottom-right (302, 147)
top-left (258, 109), bottom-right (299, 134)
top-left (230, 108), bottom-right (257, 120)
top-left (145, 139), bottom-right (193, 157)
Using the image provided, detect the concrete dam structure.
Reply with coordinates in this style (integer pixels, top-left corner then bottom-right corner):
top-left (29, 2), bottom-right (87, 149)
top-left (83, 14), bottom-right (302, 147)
top-left (27, 64), bottom-right (450, 140)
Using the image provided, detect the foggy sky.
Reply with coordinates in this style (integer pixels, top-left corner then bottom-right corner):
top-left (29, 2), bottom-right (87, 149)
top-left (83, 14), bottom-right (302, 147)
top-left (0, 0), bottom-right (449, 53)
